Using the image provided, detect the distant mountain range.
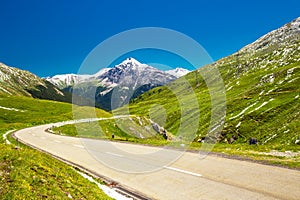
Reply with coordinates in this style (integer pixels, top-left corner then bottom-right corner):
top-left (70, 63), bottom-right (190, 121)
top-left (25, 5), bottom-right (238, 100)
top-left (0, 57), bottom-right (189, 110)
top-left (45, 58), bottom-right (189, 89)
top-left (45, 57), bottom-right (190, 110)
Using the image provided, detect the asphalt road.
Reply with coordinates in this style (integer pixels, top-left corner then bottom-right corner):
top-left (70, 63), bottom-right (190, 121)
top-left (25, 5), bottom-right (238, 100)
top-left (14, 122), bottom-right (300, 200)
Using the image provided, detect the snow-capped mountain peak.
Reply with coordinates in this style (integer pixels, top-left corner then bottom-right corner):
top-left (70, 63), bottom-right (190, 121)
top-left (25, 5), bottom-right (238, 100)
top-left (46, 58), bottom-right (190, 89)
top-left (45, 58), bottom-right (190, 110)
top-left (93, 68), bottom-right (111, 78)
top-left (165, 68), bottom-right (190, 78)
top-left (97, 57), bottom-right (177, 86)
top-left (119, 57), bottom-right (142, 66)
top-left (45, 74), bottom-right (82, 89)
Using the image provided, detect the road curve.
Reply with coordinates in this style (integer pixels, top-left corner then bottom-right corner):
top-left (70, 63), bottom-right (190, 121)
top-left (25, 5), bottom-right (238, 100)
top-left (14, 122), bottom-right (300, 200)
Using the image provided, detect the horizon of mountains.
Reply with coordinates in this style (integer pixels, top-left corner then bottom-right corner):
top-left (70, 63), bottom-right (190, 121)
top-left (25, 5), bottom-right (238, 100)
top-left (0, 58), bottom-right (190, 110)
top-left (0, 16), bottom-right (299, 145)
top-left (45, 58), bottom-right (190, 89)
top-left (45, 57), bottom-right (190, 110)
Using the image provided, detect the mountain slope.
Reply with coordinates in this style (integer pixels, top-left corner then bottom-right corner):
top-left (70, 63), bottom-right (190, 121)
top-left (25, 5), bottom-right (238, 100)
top-left (44, 68), bottom-right (111, 89)
top-left (118, 17), bottom-right (300, 147)
top-left (0, 62), bottom-right (71, 103)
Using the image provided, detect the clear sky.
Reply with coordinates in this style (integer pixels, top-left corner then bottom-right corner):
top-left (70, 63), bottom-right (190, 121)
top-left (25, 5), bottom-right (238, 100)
top-left (0, 0), bottom-right (299, 77)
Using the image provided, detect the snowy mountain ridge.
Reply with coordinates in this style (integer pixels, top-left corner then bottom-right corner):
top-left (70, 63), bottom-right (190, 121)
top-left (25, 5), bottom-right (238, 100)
top-left (45, 57), bottom-right (190, 110)
top-left (165, 67), bottom-right (190, 78)
top-left (46, 58), bottom-right (190, 89)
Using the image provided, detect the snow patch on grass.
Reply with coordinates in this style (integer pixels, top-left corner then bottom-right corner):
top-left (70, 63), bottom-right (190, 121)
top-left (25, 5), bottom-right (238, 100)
top-left (0, 87), bottom-right (12, 95)
top-left (284, 129), bottom-right (290, 134)
top-left (288, 77), bottom-right (299, 83)
top-left (278, 80), bottom-right (284, 85)
top-left (226, 85), bottom-right (233, 91)
top-left (260, 73), bottom-right (275, 84)
top-left (259, 90), bottom-right (264, 95)
top-left (286, 67), bottom-right (296, 80)
top-left (248, 99), bottom-right (274, 114)
top-left (229, 102), bottom-right (258, 120)
top-left (263, 133), bottom-right (277, 144)
top-left (54, 87), bottom-right (64, 96)
top-left (3, 130), bottom-right (15, 145)
top-left (0, 106), bottom-right (25, 112)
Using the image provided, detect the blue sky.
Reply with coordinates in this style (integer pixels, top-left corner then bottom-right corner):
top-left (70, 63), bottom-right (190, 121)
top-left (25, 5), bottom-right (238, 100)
top-left (0, 0), bottom-right (299, 77)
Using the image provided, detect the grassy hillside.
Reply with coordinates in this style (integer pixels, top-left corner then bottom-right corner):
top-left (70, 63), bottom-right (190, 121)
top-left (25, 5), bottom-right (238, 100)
top-left (0, 62), bottom-right (72, 103)
top-left (53, 18), bottom-right (300, 168)
top-left (0, 145), bottom-right (112, 199)
top-left (0, 94), bottom-right (112, 199)
top-left (115, 19), bottom-right (300, 147)
top-left (111, 19), bottom-right (300, 167)
top-left (52, 116), bottom-right (170, 147)
top-left (122, 52), bottom-right (300, 148)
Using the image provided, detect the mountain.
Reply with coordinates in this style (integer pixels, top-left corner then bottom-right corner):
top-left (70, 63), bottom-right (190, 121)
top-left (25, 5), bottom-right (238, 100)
top-left (240, 17), bottom-right (300, 53)
top-left (44, 68), bottom-right (111, 89)
top-left (45, 74), bottom-right (81, 89)
top-left (46, 57), bottom-right (189, 110)
top-left (0, 62), bottom-right (71, 103)
top-left (46, 58), bottom-right (189, 90)
top-left (117, 17), bottom-right (300, 146)
top-left (165, 67), bottom-right (190, 78)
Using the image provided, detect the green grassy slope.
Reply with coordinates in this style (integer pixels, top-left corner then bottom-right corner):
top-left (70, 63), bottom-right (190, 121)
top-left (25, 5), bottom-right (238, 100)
top-left (0, 94), bottom-right (112, 199)
top-left (116, 20), bottom-right (300, 149)
top-left (52, 116), bottom-right (170, 146)
top-left (0, 145), bottom-right (112, 199)
top-left (50, 18), bottom-right (300, 168)
top-left (0, 62), bottom-right (72, 103)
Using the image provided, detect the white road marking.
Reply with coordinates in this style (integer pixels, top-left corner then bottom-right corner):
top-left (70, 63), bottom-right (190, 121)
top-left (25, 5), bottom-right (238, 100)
top-left (73, 144), bottom-right (84, 149)
top-left (164, 166), bottom-right (202, 177)
top-left (105, 152), bottom-right (124, 157)
top-left (54, 140), bottom-right (62, 143)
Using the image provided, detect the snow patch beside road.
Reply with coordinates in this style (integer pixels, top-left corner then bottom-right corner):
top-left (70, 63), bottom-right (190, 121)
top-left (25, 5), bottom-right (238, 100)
top-left (77, 171), bottom-right (133, 200)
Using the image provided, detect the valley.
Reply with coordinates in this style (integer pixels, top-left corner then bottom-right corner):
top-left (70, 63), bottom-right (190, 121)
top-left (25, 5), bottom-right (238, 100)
top-left (0, 16), bottom-right (299, 199)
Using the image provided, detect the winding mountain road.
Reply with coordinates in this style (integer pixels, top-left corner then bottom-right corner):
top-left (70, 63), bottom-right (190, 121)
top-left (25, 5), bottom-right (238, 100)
top-left (14, 121), bottom-right (300, 200)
